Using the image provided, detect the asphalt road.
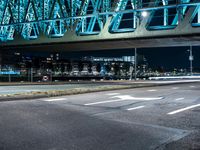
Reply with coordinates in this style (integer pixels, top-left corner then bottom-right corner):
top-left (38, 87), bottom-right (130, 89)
top-left (0, 82), bottom-right (200, 150)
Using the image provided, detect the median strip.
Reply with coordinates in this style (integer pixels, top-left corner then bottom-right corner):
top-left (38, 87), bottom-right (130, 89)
top-left (0, 80), bottom-right (198, 102)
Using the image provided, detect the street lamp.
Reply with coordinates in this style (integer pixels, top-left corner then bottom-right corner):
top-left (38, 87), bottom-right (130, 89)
top-left (187, 45), bottom-right (193, 76)
top-left (141, 11), bottom-right (148, 17)
top-left (134, 48), bottom-right (137, 80)
top-left (129, 48), bottom-right (137, 81)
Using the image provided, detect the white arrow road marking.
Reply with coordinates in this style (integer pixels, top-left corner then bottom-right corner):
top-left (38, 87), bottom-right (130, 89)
top-left (111, 95), bottom-right (164, 101)
top-left (127, 106), bottom-right (145, 111)
top-left (85, 99), bottom-right (131, 106)
top-left (168, 104), bottom-right (200, 115)
top-left (84, 95), bottom-right (164, 106)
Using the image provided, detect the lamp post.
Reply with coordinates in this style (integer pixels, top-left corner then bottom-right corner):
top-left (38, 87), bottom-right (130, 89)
top-left (188, 45), bottom-right (193, 76)
top-left (134, 48), bottom-right (137, 80)
top-left (30, 67), bottom-right (33, 82)
top-left (129, 48), bottom-right (137, 81)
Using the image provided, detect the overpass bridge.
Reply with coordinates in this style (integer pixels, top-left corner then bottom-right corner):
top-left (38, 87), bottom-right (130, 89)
top-left (1, 0), bottom-right (200, 51)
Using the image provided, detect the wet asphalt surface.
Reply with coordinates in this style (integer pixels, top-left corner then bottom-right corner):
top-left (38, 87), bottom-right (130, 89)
top-left (0, 82), bottom-right (200, 150)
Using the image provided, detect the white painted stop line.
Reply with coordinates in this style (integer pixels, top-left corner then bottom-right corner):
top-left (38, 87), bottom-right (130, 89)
top-left (168, 104), bottom-right (200, 115)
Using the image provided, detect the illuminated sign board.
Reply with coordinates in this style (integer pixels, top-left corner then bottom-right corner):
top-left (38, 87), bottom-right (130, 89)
top-left (0, 71), bottom-right (20, 75)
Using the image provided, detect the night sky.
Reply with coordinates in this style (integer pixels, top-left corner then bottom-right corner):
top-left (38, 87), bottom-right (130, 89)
top-left (61, 46), bottom-right (200, 71)
top-left (19, 46), bottom-right (200, 71)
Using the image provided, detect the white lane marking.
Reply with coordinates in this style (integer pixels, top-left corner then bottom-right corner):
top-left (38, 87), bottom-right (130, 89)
top-left (147, 89), bottom-right (157, 92)
top-left (84, 95), bottom-right (164, 106)
top-left (175, 98), bottom-right (185, 101)
top-left (137, 79), bottom-right (200, 84)
top-left (190, 86), bottom-right (195, 88)
top-left (85, 99), bottom-right (130, 106)
top-left (111, 95), bottom-right (164, 101)
top-left (168, 104), bottom-right (200, 115)
top-left (44, 98), bottom-right (67, 102)
top-left (172, 87), bottom-right (179, 90)
top-left (127, 106), bottom-right (145, 111)
top-left (106, 93), bottom-right (120, 96)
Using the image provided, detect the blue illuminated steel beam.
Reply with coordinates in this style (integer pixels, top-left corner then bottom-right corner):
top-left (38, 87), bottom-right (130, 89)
top-left (109, 0), bottom-right (139, 33)
top-left (0, 0), bottom-right (200, 42)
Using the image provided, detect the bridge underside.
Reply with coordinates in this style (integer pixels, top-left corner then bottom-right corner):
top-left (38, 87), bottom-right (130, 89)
top-left (2, 35), bottom-right (200, 51)
top-left (1, 0), bottom-right (200, 50)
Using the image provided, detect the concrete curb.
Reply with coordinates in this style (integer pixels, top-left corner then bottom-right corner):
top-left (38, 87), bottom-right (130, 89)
top-left (0, 84), bottom-right (154, 102)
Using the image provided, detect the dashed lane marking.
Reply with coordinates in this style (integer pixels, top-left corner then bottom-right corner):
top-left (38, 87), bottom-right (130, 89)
top-left (172, 87), bottom-right (179, 90)
top-left (147, 89), bottom-right (157, 92)
top-left (127, 106), bottom-right (145, 111)
top-left (106, 93), bottom-right (120, 96)
top-left (168, 104), bottom-right (200, 115)
top-left (43, 98), bottom-right (67, 102)
top-left (175, 98), bottom-right (185, 101)
top-left (190, 86), bottom-right (195, 88)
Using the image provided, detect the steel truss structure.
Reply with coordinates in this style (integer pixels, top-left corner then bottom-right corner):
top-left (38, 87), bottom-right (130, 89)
top-left (0, 0), bottom-right (200, 42)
